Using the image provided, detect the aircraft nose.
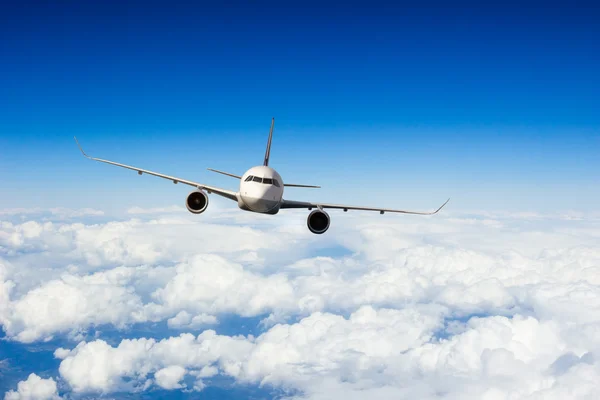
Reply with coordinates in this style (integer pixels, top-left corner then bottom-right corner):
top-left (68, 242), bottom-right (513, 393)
top-left (259, 185), bottom-right (270, 195)
top-left (255, 183), bottom-right (277, 200)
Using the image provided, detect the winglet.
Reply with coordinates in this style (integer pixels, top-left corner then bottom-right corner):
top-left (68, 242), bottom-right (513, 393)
top-left (74, 136), bottom-right (91, 159)
top-left (263, 117), bottom-right (274, 166)
top-left (433, 198), bottom-right (451, 214)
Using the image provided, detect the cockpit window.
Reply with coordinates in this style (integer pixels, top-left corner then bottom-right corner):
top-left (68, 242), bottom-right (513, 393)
top-left (263, 178), bottom-right (273, 185)
top-left (252, 176), bottom-right (263, 183)
top-left (244, 176), bottom-right (253, 182)
top-left (273, 179), bottom-right (281, 187)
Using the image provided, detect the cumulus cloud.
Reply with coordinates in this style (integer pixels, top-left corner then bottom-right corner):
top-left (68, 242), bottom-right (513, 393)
top-left (55, 330), bottom-right (253, 393)
top-left (2, 266), bottom-right (148, 342)
top-left (148, 254), bottom-right (296, 319)
top-left (167, 311), bottom-right (218, 329)
top-left (4, 374), bottom-right (60, 400)
top-left (53, 306), bottom-right (442, 392)
top-left (52, 309), bottom-right (600, 399)
top-left (1, 206), bottom-right (599, 398)
top-left (154, 365), bottom-right (187, 389)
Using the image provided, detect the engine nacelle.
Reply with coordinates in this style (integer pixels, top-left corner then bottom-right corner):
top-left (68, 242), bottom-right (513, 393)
top-left (186, 190), bottom-right (209, 214)
top-left (307, 209), bottom-right (330, 234)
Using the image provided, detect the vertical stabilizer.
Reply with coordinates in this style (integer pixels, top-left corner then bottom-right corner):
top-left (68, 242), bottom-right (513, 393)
top-left (263, 118), bottom-right (274, 166)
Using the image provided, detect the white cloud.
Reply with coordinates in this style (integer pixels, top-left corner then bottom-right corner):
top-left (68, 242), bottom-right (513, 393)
top-left (0, 208), bottom-right (103, 219)
top-left (1, 214), bottom-right (599, 342)
top-left (167, 311), bottom-right (218, 329)
top-left (54, 306), bottom-right (443, 392)
top-left (4, 374), bottom-right (60, 400)
top-left (0, 259), bottom-right (15, 329)
top-left (240, 305), bottom-right (445, 386)
top-left (2, 266), bottom-right (147, 343)
top-left (52, 309), bottom-right (600, 399)
top-left (148, 254), bottom-right (296, 319)
top-left (2, 206), bottom-right (600, 398)
top-left (196, 365), bottom-right (218, 378)
top-left (55, 330), bottom-right (254, 393)
top-left (126, 205), bottom-right (184, 215)
top-left (154, 365), bottom-right (187, 389)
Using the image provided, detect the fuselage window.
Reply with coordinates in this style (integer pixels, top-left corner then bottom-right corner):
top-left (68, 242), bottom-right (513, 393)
top-left (244, 176), bottom-right (254, 182)
top-left (273, 179), bottom-right (281, 187)
top-left (252, 176), bottom-right (263, 183)
top-left (263, 178), bottom-right (273, 185)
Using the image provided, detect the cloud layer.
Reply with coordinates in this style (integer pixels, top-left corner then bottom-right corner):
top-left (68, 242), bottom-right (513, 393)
top-left (1, 206), bottom-right (599, 398)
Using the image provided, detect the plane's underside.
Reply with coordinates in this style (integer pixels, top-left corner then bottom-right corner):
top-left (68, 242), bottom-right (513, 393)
top-left (75, 118), bottom-right (449, 234)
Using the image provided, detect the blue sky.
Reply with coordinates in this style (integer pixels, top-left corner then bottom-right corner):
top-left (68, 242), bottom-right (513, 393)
top-left (2, 1), bottom-right (599, 213)
top-left (2, 4), bottom-right (600, 398)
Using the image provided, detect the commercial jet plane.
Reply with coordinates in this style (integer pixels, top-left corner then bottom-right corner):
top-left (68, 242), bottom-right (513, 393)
top-left (75, 119), bottom-right (449, 234)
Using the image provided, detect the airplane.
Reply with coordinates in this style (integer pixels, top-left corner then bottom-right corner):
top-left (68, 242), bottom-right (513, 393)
top-left (74, 118), bottom-right (449, 234)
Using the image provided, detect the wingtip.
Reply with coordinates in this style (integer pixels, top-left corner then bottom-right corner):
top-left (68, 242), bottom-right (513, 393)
top-left (434, 198), bottom-right (451, 214)
top-left (73, 136), bottom-right (90, 158)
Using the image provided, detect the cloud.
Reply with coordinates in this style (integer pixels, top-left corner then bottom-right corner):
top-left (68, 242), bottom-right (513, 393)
top-left (126, 205), bottom-right (184, 215)
top-left (166, 311), bottom-right (218, 329)
top-left (2, 225), bottom-right (599, 342)
top-left (0, 208), bottom-right (104, 218)
top-left (52, 310), bottom-right (600, 399)
top-left (4, 374), bottom-right (60, 400)
top-left (2, 266), bottom-right (147, 343)
top-left (55, 330), bottom-right (254, 393)
top-left (53, 305), bottom-right (443, 393)
top-left (154, 365), bottom-right (187, 389)
top-left (148, 254), bottom-right (296, 319)
top-left (1, 206), bottom-right (600, 398)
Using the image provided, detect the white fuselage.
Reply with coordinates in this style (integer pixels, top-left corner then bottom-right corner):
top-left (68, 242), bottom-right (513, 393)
top-left (237, 166), bottom-right (284, 214)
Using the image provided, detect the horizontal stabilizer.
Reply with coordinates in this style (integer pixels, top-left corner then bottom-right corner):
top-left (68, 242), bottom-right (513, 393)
top-left (207, 168), bottom-right (242, 179)
top-left (284, 183), bottom-right (321, 188)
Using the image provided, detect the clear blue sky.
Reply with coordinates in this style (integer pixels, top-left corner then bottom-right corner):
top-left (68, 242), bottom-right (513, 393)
top-left (1, 1), bottom-right (599, 212)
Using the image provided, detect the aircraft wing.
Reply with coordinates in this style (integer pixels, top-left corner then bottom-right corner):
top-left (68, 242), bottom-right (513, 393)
top-left (74, 137), bottom-right (238, 202)
top-left (280, 198), bottom-right (450, 215)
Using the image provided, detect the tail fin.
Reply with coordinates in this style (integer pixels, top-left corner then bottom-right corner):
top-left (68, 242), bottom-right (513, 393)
top-left (263, 118), bottom-right (274, 166)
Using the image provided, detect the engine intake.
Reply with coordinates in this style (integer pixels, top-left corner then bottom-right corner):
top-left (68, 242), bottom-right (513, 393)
top-left (307, 209), bottom-right (330, 234)
top-left (186, 190), bottom-right (209, 214)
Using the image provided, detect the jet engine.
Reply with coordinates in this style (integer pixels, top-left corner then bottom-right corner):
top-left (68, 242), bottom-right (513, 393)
top-left (307, 209), bottom-right (330, 234)
top-left (186, 190), bottom-right (209, 214)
